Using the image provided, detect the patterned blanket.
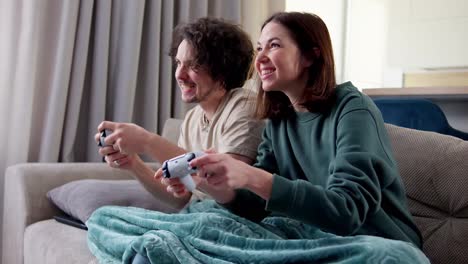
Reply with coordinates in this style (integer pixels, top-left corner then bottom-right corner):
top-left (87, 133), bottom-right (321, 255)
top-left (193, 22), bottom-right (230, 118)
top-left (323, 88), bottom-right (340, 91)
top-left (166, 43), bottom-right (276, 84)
top-left (87, 199), bottom-right (429, 264)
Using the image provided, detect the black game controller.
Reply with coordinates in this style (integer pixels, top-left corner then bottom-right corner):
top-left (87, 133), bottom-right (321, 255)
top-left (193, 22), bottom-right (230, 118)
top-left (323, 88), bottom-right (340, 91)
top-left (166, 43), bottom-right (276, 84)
top-left (98, 129), bottom-right (112, 147)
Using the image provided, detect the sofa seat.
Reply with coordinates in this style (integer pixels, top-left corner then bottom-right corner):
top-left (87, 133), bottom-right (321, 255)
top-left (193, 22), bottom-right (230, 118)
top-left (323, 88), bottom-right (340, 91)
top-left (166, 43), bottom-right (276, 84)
top-left (24, 219), bottom-right (97, 264)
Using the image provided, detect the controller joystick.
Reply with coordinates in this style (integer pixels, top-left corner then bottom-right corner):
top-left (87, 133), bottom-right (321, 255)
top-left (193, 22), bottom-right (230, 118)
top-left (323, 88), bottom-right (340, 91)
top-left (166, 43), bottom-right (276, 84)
top-left (161, 151), bottom-right (205, 192)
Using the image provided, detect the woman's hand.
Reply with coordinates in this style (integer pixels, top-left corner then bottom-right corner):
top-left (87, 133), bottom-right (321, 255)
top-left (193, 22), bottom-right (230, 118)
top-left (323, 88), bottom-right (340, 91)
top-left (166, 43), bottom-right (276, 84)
top-left (190, 150), bottom-right (274, 200)
top-left (154, 168), bottom-right (202, 198)
top-left (190, 152), bottom-right (252, 190)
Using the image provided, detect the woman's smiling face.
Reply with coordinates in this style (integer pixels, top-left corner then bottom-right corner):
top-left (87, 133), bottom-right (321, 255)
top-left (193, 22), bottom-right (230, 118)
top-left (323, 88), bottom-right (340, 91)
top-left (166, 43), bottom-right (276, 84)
top-left (255, 22), bottom-right (311, 97)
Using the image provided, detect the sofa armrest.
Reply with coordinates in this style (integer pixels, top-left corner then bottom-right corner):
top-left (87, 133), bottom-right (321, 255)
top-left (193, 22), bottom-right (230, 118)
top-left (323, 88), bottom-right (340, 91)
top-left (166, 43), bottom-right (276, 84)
top-left (4, 163), bottom-right (138, 224)
top-left (2, 162), bottom-right (137, 264)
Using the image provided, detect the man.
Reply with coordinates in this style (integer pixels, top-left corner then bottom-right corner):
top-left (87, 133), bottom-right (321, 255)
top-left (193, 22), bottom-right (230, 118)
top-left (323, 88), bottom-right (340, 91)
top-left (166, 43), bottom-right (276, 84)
top-left (96, 17), bottom-right (264, 210)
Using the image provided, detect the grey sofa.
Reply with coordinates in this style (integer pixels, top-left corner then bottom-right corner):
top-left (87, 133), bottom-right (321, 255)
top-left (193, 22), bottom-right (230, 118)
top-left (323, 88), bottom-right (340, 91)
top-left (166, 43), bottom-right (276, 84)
top-left (2, 119), bottom-right (468, 264)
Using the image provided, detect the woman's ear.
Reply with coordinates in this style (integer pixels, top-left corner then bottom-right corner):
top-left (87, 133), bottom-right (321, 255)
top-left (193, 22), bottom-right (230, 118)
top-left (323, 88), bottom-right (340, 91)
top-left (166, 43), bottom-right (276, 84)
top-left (313, 47), bottom-right (320, 58)
top-left (301, 47), bottom-right (320, 68)
top-left (301, 56), bottom-right (313, 68)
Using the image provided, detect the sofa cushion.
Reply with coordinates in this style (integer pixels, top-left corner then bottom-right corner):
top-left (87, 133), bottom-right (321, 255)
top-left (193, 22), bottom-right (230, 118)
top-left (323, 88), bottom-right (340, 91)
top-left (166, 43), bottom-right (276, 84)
top-left (385, 123), bottom-right (468, 264)
top-left (24, 219), bottom-right (97, 264)
top-left (47, 179), bottom-right (178, 224)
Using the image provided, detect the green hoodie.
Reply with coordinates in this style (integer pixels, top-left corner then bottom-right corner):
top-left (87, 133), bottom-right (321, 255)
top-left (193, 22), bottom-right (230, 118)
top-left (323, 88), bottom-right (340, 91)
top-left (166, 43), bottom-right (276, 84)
top-left (223, 82), bottom-right (422, 248)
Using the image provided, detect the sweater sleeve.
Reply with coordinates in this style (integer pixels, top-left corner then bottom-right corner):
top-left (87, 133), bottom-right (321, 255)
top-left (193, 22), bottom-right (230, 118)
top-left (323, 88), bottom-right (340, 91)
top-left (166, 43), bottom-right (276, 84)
top-left (266, 109), bottom-right (397, 235)
top-left (221, 125), bottom-right (278, 222)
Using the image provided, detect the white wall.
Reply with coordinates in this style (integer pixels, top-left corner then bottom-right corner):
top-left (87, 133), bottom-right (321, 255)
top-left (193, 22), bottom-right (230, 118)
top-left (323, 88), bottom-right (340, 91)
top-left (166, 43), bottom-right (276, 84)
top-left (241, 0), bottom-right (285, 43)
top-left (345, 0), bottom-right (387, 88)
top-left (286, 0), bottom-right (388, 89)
top-left (387, 0), bottom-right (468, 70)
top-left (286, 0), bottom-right (347, 83)
top-left (286, 0), bottom-right (468, 88)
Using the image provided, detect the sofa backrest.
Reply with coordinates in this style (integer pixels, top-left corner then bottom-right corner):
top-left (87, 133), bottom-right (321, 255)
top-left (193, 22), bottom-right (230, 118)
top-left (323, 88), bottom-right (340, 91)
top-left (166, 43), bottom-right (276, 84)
top-left (162, 118), bottom-right (183, 144)
top-left (385, 123), bottom-right (468, 264)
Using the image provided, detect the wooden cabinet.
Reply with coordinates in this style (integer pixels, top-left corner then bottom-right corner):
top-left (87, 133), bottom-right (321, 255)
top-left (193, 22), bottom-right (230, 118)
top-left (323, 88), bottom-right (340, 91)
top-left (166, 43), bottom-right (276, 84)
top-left (362, 87), bottom-right (468, 99)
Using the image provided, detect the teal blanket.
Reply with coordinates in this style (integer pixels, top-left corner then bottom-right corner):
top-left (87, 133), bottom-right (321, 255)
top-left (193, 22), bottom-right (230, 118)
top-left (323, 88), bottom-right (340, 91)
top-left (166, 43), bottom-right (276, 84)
top-left (87, 199), bottom-right (429, 264)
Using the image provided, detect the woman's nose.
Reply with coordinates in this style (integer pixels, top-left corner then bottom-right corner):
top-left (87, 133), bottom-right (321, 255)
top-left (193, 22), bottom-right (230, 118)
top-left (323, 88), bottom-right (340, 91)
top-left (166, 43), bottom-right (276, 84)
top-left (255, 50), bottom-right (269, 64)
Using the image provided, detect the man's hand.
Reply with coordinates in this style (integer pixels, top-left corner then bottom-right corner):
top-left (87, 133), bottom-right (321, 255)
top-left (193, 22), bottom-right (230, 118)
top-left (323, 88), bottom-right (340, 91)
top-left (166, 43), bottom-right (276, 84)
top-left (99, 145), bottom-right (142, 170)
top-left (95, 128), bottom-right (142, 169)
top-left (97, 121), bottom-right (153, 155)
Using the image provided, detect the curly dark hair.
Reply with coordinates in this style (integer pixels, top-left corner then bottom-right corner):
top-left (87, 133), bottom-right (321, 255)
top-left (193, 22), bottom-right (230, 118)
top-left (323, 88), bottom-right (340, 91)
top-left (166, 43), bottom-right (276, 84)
top-left (169, 17), bottom-right (254, 91)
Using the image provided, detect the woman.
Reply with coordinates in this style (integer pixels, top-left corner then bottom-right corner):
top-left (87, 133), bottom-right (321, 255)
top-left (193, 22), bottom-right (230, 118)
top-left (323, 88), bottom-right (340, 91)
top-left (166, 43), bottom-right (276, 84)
top-left (186, 11), bottom-right (425, 256)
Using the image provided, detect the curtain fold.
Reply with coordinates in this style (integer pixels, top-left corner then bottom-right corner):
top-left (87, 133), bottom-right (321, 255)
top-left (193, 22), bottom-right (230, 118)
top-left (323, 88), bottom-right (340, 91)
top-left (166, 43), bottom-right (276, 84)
top-left (0, 0), bottom-right (284, 258)
top-left (62, 0), bottom-right (96, 162)
top-left (40, 1), bottom-right (84, 162)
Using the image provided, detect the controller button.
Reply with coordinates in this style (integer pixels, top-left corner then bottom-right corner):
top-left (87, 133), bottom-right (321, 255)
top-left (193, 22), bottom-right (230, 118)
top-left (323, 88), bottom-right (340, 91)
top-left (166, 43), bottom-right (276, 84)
top-left (187, 152), bottom-right (196, 162)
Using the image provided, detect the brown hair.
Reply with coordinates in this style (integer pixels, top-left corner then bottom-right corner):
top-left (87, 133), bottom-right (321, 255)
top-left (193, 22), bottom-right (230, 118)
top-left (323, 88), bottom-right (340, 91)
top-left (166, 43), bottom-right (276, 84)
top-left (169, 17), bottom-right (254, 91)
top-left (255, 12), bottom-right (337, 119)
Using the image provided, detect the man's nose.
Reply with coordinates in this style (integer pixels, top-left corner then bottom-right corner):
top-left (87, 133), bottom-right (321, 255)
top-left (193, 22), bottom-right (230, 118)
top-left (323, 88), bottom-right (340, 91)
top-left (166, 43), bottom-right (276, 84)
top-left (175, 65), bottom-right (188, 80)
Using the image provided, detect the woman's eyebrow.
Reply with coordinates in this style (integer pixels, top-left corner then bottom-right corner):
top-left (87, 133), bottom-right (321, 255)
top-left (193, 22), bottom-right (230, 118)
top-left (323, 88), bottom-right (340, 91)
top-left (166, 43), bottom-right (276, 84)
top-left (257, 37), bottom-right (281, 46)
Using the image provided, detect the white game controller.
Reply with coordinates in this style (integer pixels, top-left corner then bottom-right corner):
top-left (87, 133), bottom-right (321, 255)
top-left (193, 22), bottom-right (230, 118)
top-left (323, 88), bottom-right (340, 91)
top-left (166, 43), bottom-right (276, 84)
top-left (161, 151), bottom-right (205, 192)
